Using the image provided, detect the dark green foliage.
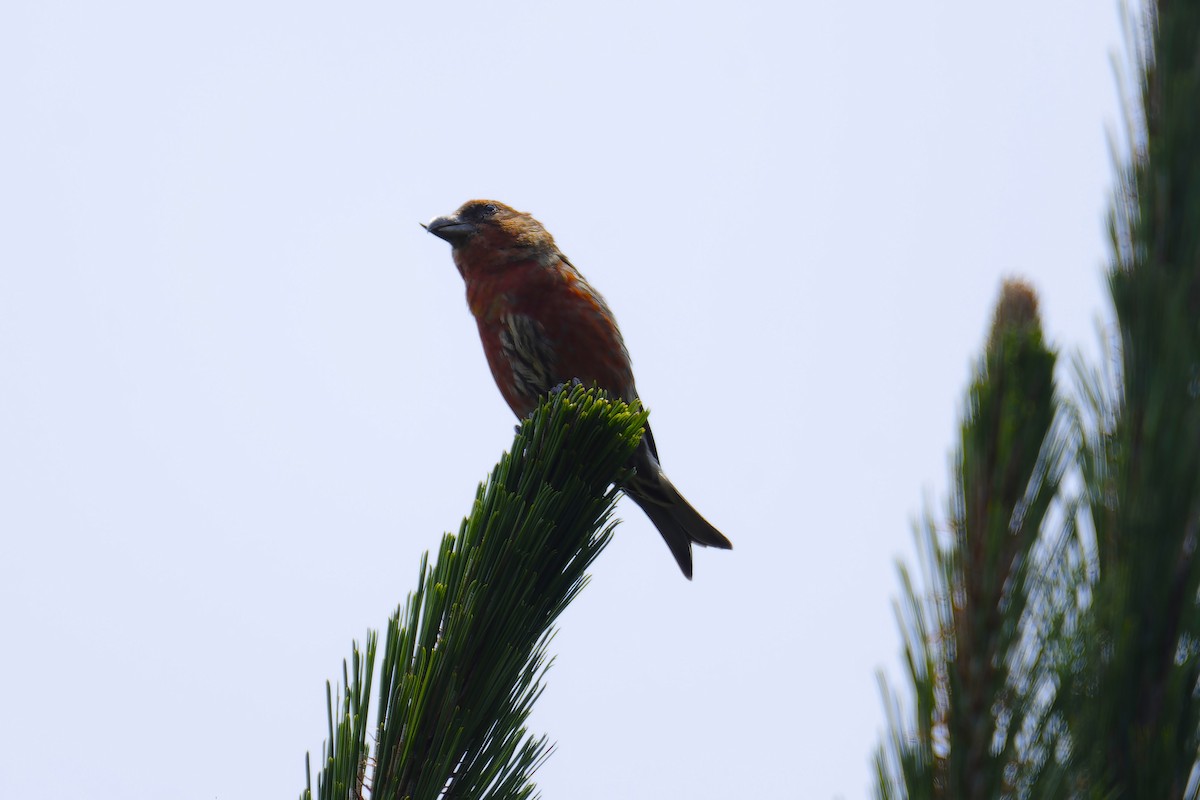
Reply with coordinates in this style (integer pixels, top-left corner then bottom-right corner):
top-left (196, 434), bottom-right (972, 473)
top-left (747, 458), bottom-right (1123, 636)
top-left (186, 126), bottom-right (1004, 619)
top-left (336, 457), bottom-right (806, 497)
top-left (302, 386), bottom-right (647, 800)
top-left (879, 2), bottom-right (1200, 797)
top-left (1070, 2), bottom-right (1200, 795)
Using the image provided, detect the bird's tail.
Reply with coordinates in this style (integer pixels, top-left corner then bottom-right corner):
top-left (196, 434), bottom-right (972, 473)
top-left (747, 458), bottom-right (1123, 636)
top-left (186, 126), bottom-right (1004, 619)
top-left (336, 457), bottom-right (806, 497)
top-left (624, 448), bottom-right (732, 579)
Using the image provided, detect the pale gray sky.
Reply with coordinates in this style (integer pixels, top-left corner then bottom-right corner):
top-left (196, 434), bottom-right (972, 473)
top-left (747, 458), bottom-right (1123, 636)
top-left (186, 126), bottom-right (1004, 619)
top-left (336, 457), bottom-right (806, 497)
top-left (1, 1), bottom-right (1120, 798)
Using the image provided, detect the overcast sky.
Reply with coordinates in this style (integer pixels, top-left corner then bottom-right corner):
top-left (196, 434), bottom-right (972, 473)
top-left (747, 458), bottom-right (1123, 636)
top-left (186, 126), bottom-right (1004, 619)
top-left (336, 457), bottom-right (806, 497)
top-left (1, 2), bottom-right (1122, 798)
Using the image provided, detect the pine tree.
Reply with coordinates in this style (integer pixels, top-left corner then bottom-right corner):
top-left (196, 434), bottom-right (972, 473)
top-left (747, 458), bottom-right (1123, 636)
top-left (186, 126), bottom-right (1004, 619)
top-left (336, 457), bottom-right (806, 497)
top-left (876, 2), bottom-right (1200, 797)
top-left (1069, 0), bottom-right (1200, 794)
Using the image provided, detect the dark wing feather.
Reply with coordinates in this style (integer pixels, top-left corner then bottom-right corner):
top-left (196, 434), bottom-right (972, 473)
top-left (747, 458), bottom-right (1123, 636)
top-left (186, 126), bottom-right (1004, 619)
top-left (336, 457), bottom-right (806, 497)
top-left (499, 312), bottom-right (557, 403)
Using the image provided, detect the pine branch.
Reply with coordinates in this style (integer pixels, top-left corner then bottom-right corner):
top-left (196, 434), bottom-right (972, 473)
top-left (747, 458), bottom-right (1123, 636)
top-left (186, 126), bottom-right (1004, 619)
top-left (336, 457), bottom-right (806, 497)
top-left (950, 283), bottom-right (1062, 799)
top-left (876, 281), bottom-right (1067, 800)
top-left (302, 385), bottom-right (647, 800)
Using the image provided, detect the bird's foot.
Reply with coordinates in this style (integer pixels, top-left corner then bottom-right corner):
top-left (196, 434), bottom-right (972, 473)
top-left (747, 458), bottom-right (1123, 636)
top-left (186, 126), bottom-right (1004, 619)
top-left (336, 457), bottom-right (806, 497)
top-left (547, 378), bottom-right (583, 397)
top-left (518, 380), bottom-right (586, 431)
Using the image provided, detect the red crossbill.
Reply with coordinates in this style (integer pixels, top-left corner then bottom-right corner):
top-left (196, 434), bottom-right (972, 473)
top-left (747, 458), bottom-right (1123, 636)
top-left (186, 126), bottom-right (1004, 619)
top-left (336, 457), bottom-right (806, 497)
top-left (424, 199), bottom-right (731, 578)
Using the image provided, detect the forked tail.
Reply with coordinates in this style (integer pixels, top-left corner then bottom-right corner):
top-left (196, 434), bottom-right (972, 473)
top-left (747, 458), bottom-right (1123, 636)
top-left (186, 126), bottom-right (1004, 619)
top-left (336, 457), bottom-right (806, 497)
top-left (623, 444), bottom-right (732, 579)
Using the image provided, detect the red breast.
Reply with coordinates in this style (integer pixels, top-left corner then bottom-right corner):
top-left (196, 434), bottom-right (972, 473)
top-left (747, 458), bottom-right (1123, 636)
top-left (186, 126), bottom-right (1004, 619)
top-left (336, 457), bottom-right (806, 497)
top-left (465, 254), bottom-right (637, 416)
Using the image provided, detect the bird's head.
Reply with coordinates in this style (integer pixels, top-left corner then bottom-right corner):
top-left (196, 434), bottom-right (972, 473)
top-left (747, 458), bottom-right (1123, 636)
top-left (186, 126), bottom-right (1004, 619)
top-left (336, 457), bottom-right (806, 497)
top-left (423, 200), bottom-right (559, 275)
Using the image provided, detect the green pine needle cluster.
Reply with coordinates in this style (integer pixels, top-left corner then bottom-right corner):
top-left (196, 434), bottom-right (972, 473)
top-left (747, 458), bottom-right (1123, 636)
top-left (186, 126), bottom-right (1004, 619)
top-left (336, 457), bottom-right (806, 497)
top-left (302, 385), bottom-right (647, 800)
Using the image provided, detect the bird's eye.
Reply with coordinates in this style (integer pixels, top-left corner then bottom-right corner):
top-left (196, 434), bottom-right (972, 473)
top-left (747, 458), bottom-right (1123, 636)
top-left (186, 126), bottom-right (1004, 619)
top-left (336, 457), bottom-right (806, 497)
top-left (483, 203), bottom-right (498, 216)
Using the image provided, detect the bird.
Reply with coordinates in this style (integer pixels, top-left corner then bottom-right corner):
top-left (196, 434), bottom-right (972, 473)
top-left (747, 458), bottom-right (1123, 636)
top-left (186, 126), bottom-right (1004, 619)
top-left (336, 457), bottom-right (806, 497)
top-left (424, 199), bottom-right (732, 579)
